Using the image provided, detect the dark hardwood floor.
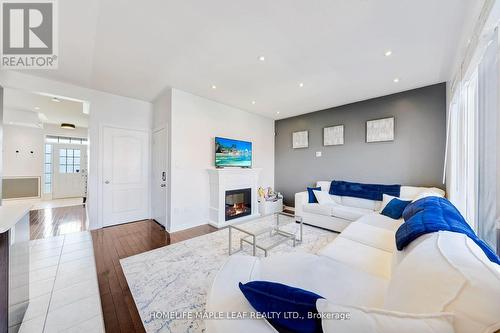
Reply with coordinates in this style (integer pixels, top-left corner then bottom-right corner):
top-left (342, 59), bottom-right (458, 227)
top-left (91, 220), bottom-right (217, 333)
top-left (29, 205), bottom-right (88, 240)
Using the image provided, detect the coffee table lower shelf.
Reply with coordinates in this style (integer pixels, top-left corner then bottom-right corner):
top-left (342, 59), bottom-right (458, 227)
top-left (228, 213), bottom-right (302, 257)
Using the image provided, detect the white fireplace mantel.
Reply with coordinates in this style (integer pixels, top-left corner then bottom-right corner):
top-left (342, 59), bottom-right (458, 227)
top-left (207, 168), bottom-right (261, 228)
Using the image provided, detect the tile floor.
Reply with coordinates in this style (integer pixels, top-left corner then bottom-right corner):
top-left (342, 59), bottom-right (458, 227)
top-left (9, 231), bottom-right (104, 333)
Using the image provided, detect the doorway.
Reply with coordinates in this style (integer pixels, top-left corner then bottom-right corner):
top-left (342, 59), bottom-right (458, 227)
top-left (151, 127), bottom-right (168, 228)
top-left (52, 143), bottom-right (88, 199)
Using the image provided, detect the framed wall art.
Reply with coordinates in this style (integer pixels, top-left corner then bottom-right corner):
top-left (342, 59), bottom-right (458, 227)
top-left (292, 130), bottom-right (309, 149)
top-left (366, 117), bottom-right (394, 143)
top-left (323, 125), bottom-right (344, 146)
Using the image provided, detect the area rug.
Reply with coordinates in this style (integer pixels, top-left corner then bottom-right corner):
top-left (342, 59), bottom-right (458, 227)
top-left (120, 215), bottom-right (336, 333)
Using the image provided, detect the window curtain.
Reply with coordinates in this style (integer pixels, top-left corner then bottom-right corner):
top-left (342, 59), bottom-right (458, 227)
top-left (476, 28), bottom-right (498, 249)
top-left (446, 70), bottom-right (478, 228)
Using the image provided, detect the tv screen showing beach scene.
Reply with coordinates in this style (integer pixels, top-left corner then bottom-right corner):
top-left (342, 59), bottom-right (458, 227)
top-left (215, 137), bottom-right (252, 167)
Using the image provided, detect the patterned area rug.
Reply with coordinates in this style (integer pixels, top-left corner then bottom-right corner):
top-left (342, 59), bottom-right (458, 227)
top-left (120, 215), bottom-right (337, 333)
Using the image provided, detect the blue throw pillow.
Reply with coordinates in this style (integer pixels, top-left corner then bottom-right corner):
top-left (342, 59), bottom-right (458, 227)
top-left (239, 281), bottom-right (323, 333)
top-left (381, 197), bottom-right (411, 219)
top-left (307, 187), bottom-right (321, 203)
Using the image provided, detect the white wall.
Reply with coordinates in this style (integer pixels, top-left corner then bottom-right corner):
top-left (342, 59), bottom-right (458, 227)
top-left (0, 71), bottom-right (152, 229)
top-left (3, 125), bottom-right (44, 178)
top-left (169, 89), bottom-right (275, 232)
top-left (2, 123), bottom-right (89, 198)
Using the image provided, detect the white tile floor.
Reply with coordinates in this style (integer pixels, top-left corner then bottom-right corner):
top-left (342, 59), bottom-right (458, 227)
top-left (9, 232), bottom-right (104, 333)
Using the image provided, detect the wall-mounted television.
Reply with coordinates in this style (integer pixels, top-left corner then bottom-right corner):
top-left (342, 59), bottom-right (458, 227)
top-left (215, 137), bottom-right (252, 168)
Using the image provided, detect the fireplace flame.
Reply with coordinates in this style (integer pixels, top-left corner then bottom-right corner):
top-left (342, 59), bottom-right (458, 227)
top-left (228, 203), bottom-right (247, 216)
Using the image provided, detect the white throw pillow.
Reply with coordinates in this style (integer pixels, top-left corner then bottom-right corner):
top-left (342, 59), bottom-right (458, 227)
top-left (313, 190), bottom-right (335, 205)
top-left (316, 299), bottom-right (455, 333)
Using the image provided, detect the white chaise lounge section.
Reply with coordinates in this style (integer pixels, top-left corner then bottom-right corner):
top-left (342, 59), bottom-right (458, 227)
top-left (294, 181), bottom-right (445, 232)
top-left (206, 211), bottom-right (500, 333)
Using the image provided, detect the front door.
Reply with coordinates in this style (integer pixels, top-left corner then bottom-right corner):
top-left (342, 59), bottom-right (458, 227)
top-left (151, 128), bottom-right (167, 227)
top-left (102, 126), bottom-right (149, 227)
top-left (52, 144), bottom-right (87, 199)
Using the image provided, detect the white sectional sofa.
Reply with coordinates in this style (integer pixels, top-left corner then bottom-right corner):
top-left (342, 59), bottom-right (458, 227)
top-left (206, 211), bottom-right (500, 333)
top-left (294, 181), bottom-right (445, 232)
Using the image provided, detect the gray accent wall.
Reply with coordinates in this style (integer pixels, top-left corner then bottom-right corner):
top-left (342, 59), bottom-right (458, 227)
top-left (275, 83), bottom-right (446, 206)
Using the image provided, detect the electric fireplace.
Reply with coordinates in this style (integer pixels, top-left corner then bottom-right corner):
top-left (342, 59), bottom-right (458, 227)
top-left (225, 188), bottom-right (252, 221)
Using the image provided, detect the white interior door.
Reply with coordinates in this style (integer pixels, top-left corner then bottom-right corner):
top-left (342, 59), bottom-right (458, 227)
top-left (102, 127), bottom-right (149, 227)
top-left (151, 128), bottom-right (167, 227)
top-left (52, 144), bottom-right (87, 199)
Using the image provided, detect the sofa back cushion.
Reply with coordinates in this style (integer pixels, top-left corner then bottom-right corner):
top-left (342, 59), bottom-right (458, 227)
top-left (341, 196), bottom-right (379, 210)
top-left (385, 231), bottom-right (500, 333)
top-left (385, 232), bottom-right (465, 313)
top-left (400, 186), bottom-right (445, 200)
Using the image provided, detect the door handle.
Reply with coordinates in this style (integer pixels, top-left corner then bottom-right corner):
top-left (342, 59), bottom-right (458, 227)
top-left (105, 180), bottom-right (110, 184)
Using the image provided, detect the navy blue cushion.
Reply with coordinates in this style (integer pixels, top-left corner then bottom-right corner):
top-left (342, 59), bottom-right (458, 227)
top-left (239, 281), bottom-right (323, 333)
top-left (381, 198), bottom-right (411, 219)
top-left (307, 187), bottom-right (321, 203)
top-left (396, 197), bottom-right (500, 265)
top-left (329, 180), bottom-right (400, 201)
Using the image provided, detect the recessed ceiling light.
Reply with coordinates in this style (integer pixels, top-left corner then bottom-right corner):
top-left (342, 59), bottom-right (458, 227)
top-left (299, 82), bottom-right (304, 87)
top-left (211, 85), bottom-right (217, 90)
top-left (258, 56), bottom-right (265, 62)
top-left (276, 111), bottom-right (280, 114)
top-left (52, 97), bottom-right (61, 102)
top-left (34, 106), bottom-right (40, 110)
top-left (384, 50), bottom-right (392, 57)
top-left (251, 101), bottom-right (256, 105)
top-left (393, 78), bottom-right (400, 83)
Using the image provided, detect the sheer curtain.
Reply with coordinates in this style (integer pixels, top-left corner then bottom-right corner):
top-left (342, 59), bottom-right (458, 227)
top-left (446, 28), bottom-right (498, 252)
top-left (477, 28), bottom-right (498, 249)
top-left (447, 71), bottom-right (478, 228)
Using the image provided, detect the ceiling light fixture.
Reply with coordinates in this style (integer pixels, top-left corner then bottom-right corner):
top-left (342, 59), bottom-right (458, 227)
top-left (276, 111), bottom-right (280, 115)
top-left (393, 78), bottom-right (400, 83)
top-left (52, 97), bottom-right (61, 102)
top-left (299, 82), bottom-right (304, 87)
top-left (211, 85), bottom-right (217, 90)
top-left (384, 50), bottom-right (392, 56)
top-left (61, 123), bottom-right (76, 129)
top-left (34, 106), bottom-right (40, 110)
top-left (258, 56), bottom-right (265, 62)
top-left (251, 101), bottom-right (256, 105)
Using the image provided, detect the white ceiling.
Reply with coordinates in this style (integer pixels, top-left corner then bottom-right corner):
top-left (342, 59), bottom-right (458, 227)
top-left (3, 88), bottom-right (88, 127)
top-left (23, 0), bottom-right (483, 119)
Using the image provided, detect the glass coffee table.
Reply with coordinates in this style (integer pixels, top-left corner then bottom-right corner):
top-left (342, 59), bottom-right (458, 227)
top-left (228, 212), bottom-right (303, 257)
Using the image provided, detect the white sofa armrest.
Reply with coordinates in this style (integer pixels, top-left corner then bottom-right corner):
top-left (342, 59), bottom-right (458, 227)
top-left (294, 191), bottom-right (309, 219)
